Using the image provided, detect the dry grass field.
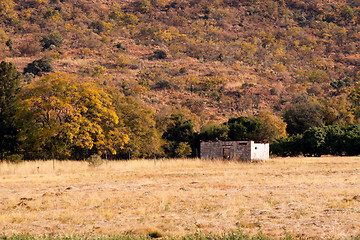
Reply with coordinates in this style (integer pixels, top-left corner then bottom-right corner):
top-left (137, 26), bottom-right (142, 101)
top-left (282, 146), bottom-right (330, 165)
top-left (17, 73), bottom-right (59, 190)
top-left (0, 157), bottom-right (360, 239)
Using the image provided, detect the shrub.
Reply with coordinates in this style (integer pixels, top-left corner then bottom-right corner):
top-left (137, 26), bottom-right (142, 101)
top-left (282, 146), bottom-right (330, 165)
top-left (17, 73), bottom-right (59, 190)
top-left (121, 13), bottom-right (139, 25)
top-left (115, 43), bottom-right (126, 51)
top-left (91, 66), bottom-right (107, 77)
top-left (40, 32), bottom-right (63, 49)
top-left (174, 142), bottom-right (192, 158)
top-left (23, 58), bottom-right (53, 76)
top-left (110, 10), bottom-right (139, 25)
top-left (330, 77), bottom-right (353, 90)
top-left (23, 72), bottom-right (35, 83)
top-left (202, 77), bottom-right (225, 91)
top-left (179, 67), bottom-right (188, 74)
top-left (137, 0), bottom-right (151, 13)
top-left (155, 80), bottom-right (172, 89)
top-left (148, 230), bottom-right (162, 238)
top-left (6, 154), bottom-right (23, 163)
top-left (115, 54), bottom-right (131, 68)
top-left (43, 8), bottom-right (61, 20)
top-left (86, 154), bottom-right (103, 167)
top-left (300, 127), bottom-right (327, 157)
top-left (18, 41), bottom-right (42, 56)
top-left (90, 21), bottom-right (106, 34)
top-left (5, 39), bottom-right (13, 50)
top-left (152, 50), bottom-right (167, 60)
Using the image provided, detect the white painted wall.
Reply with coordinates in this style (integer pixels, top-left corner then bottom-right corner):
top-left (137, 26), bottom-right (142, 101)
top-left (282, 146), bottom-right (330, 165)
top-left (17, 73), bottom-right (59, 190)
top-left (250, 142), bottom-right (269, 161)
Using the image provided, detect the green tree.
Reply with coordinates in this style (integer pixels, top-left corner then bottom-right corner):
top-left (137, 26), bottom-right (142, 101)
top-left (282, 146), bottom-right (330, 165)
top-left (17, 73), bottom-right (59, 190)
top-left (16, 72), bottom-right (129, 160)
top-left (271, 124), bottom-right (360, 157)
top-left (342, 124), bottom-right (360, 156)
top-left (324, 125), bottom-right (346, 155)
top-left (300, 127), bottom-right (327, 157)
top-left (162, 113), bottom-right (195, 158)
top-left (283, 97), bottom-right (324, 135)
top-left (227, 116), bottom-right (265, 141)
top-left (270, 135), bottom-right (302, 157)
top-left (113, 95), bottom-right (162, 159)
top-left (198, 121), bottom-right (229, 141)
top-left (0, 61), bottom-right (21, 161)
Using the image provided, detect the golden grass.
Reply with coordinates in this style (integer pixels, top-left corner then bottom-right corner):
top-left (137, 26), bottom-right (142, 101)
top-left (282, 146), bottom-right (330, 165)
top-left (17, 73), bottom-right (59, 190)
top-left (0, 157), bottom-right (360, 238)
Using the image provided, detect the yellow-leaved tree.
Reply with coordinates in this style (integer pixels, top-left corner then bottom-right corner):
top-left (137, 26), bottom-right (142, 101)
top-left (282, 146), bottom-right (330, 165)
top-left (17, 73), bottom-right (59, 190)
top-left (257, 110), bottom-right (287, 141)
top-left (112, 95), bottom-right (163, 159)
top-left (16, 72), bottom-right (129, 160)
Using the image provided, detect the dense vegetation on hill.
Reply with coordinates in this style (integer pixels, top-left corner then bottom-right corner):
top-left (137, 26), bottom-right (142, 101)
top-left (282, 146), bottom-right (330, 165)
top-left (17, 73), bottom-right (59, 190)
top-left (1, 0), bottom-right (360, 159)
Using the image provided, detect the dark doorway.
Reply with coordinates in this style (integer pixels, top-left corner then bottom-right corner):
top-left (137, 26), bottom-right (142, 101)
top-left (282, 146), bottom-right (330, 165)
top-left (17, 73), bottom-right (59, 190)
top-left (223, 148), bottom-right (231, 159)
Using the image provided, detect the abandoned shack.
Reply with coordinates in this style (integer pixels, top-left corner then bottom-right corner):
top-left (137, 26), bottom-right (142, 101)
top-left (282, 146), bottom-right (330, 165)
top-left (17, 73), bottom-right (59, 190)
top-left (200, 140), bottom-right (269, 161)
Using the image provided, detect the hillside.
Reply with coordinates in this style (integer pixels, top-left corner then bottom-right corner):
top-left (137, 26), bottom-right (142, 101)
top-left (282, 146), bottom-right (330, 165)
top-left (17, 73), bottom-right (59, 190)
top-left (1, 0), bottom-right (359, 126)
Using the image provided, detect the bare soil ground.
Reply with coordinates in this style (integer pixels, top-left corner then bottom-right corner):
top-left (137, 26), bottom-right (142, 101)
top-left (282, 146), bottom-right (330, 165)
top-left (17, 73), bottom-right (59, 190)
top-left (0, 157), bottom-right (359, 239)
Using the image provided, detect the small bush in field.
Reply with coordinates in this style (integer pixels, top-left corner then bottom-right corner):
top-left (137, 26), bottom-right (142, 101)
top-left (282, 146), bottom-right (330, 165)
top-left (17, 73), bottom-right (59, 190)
top-left (148, 230), bottom-right (162, 238)
top-left (86, 154), bottom-right (103, 167)
top-left (6, 154), bottom-right (23, 163)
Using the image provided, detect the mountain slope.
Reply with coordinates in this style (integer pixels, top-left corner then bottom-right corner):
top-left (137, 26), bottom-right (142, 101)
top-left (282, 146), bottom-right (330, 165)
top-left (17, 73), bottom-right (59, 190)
top-left (1, 0), bottom-right (359, 125)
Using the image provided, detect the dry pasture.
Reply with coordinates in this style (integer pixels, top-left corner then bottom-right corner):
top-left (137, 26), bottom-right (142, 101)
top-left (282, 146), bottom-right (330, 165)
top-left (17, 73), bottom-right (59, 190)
top-left (0, 157), bottom-right (360, 238)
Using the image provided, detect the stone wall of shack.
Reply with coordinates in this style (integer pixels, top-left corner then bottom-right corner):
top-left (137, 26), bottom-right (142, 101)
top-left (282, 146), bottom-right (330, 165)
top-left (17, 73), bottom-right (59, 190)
top-left (200, 141), bottom-right (269, 161)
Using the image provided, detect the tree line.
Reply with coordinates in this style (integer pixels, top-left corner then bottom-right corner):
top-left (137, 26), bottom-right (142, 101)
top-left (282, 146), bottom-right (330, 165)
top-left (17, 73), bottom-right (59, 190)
top-left (271, 125), bottom-right (360, 157)
top-left (271, 89), bottom-right (360, 157)
top-left (1, 60), bottom-right (360, 161)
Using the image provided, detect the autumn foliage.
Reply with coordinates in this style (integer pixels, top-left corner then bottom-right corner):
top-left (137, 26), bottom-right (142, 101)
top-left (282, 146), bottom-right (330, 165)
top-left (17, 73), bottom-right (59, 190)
top-left (16, 72), bottom-right (129, 160)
